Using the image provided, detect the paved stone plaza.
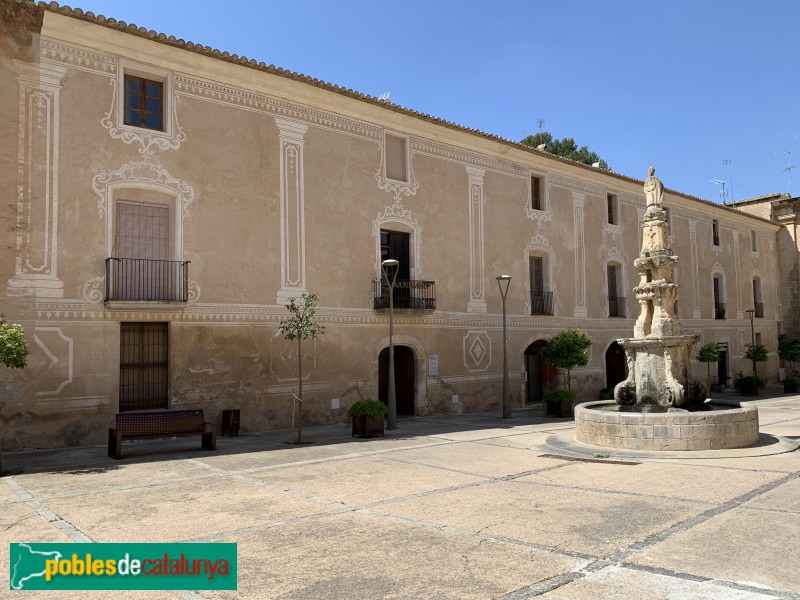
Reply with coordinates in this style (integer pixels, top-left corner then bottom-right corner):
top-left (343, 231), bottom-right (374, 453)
top-left (1, 392), bottom-right (798, 599)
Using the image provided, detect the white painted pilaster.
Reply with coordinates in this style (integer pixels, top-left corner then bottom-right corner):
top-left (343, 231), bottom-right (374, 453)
top-left (688, 219), bottom-right (701, 319)
top-left (466, 166), bottom-right (487, 313)
top-left (572, 191), bottom-right (587, 317)
top-left (732, 230), bottom-right (742, 319)
top-left (275, 117), bottom-right (308, 304)
top-left (7, 61), bottom-right (67, 298)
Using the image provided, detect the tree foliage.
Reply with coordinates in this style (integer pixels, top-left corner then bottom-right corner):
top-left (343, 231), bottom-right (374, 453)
top-left (540, 330), bottom-right (592, 390)
top-left (0, 315), bottom-right (28, 369)
top-left (697, 343), bottom-right (720, 364)
top-left (697, 343), bottom-right (720, 393)
top-left (744, 344), bottom-right (769, 364)
top-left (778, 337), bottom-right (800, 372)
top-left (279, 293), bottom-right (326, 343)
top-left (520, 131), bottom-right (610, 170)
top-left (279, 293), bottom-right (325, 444)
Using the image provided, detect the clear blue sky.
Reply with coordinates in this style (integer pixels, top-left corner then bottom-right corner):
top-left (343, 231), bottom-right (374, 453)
top-left (74, 0), bottom-right (799, 202)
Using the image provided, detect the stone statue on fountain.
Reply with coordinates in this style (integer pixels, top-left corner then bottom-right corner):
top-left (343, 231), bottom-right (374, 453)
top-left (614, 168), bottom-right (705, 411)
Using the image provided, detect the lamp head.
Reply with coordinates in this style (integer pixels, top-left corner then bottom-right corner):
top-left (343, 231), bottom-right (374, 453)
top-left (496, 275), bottom-right (511, 281)
top-left (381, 259), bottom-right (399, 268)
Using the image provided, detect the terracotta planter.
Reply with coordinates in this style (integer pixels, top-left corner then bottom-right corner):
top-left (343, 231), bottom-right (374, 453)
top-left (351, 415), bottom-right (385, 438)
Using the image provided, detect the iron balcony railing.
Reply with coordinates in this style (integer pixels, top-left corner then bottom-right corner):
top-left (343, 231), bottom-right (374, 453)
top-left (530, 291), bottom-right (554, 315)
top-left (715, 302), bottom-right (727, 320)
top-left (106, 257), bottom-right (189, 302)
top-left (373, 279), bottom-right (436, 310)
top-left (754, 302), bottom-right (764, 318)
top-left (608, 294), bottom-right (627, 318)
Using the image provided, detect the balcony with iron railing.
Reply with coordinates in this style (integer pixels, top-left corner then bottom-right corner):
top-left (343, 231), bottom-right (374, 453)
top-left (754, 302), bottom-right (764, 318)
top-left (530, 291), bottom-right (554, 316)
top-left (373, 279), bottom-right (436, 310)
top-left (608, 295), bottom-right (626, 318)
top-left (714, 302), bottom-right (727, 320)
top-left (106, 258), bottom-right (190, 302)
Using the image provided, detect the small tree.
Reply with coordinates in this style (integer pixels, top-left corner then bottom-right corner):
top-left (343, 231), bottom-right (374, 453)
top-left (778, 337), bottom-right (800, 375)
top-left (540, 330), bottom-right (592, 390)
top-left (279, 293), bottom-right (325, 444)
top-left (697, 343), bottom-right (720, 394)
top-left (744, 343), bottom-right (769, 378)
top-left (0, 315), bottom-right (28, 369)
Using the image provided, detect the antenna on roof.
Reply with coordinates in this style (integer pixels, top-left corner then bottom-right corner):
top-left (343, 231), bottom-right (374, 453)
top-left (537, 119), bottom-right (544, 131)
top-left (722, 158), bottom-right (733, 202)
top-left (782, 149), bottom-right (794, 196)
top-left (710, 179), bottom-right (728, 203)
top-left (378, 91), bottom-right (391, 102)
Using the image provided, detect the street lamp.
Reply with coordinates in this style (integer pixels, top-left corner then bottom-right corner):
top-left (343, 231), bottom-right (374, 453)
top-left (381, 259), bottom-right (400, 430)
top-left (746, 308), bottom-right (756, 376)
top-left (496, 275), bottom-right (512, 420)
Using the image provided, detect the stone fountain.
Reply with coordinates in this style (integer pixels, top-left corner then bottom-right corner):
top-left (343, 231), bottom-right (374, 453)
top-left (575, 168), bottom-right (760, 451)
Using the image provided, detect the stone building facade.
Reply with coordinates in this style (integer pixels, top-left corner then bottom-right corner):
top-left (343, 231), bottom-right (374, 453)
top-left (0, 1), bottom-right (788, 450)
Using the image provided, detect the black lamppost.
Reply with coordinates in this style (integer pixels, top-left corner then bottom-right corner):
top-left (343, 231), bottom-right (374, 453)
top-left (746, 308), bottom-right (756, 376)
top-left (382, 259), bottom-right (399, 430)
top-left (496, 275), bottom-right (512, 420)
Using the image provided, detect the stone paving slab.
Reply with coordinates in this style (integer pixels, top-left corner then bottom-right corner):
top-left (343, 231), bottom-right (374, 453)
top-left (247, 455), bottom-right (483, 506)
top-left (202, 512), bottom-right (579, 600)
top-left (626, 506), bottom-right (800, 594)
top-left (536, 564), bottom-right (779, 600)
top-left (386, 441), bottom-right (564, 478)
top-left (44, 476), bottom-right (336, 543)
top-left (520, 460), bottom-right (786, 503)
top-left (380, 479), bottom-right (709, 558)
top-left (743, 476), bottom-right (800, 512)
top-left (473, 431), bottom-right (554, 449)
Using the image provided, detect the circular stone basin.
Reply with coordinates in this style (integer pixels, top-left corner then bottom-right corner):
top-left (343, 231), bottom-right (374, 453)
top-left (575, 401), bottom-right (759, 451)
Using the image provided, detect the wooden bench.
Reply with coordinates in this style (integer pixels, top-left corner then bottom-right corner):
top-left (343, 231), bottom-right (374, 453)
top-left (108, 409), bottom-right (216, 459)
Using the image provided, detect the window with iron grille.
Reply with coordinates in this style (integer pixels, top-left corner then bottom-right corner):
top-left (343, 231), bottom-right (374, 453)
top-left (124, 75), bottom-right (163, 131)
top-left (119, 322), bottom-right (168, 411)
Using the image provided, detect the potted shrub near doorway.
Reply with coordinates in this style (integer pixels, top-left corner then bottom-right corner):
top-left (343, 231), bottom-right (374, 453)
top-left (348, 399), bottom-right (388, 438)
top-left (543, 388), bottom-right (575, 418)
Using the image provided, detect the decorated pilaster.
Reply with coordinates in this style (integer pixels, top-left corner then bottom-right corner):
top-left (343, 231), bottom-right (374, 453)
top-left (275, 117), bottom-right (308, 304)
top-left (7, 61), bottom-right (67, 298)
top-left (466, 166), bottom-right (486, 313)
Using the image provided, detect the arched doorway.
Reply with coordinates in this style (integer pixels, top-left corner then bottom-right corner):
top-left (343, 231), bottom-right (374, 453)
top-left (524, 340), bottom-right (558, 404)
top-left (379, 346), bottom-right (415, 415)
top-left (605, 341), bottom-right (627, 389)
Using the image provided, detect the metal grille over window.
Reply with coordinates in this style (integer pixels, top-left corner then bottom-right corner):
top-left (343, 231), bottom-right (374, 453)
top-left (119, 322), bottom-right (168, 411)
top-left (106, 201), bottom-right (189, 301)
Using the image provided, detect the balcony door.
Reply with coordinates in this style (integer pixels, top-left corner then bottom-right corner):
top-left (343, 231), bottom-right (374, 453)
top-left (115, 201), bottom-right (169, 300)
top-left (380, 229), bottom-right (410, 306)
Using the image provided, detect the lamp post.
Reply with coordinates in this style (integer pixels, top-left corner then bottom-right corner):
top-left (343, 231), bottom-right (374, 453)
top-left (382, 259), bottom-right (399, 430)
top-left (746, 308), bottom-right (756, 376)
top-left (496, 275), bottom-right (512, 420)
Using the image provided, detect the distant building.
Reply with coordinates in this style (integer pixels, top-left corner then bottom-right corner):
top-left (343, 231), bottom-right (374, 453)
top-left (0, 1), bottom-right (789, 450)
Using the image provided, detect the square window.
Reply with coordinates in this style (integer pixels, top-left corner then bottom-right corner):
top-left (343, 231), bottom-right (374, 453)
top-left (123, 74), bottom-right (163, 131)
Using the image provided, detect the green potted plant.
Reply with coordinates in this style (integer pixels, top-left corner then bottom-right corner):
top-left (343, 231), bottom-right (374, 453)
top-left (542, 388), bottom-right (576, 418)
top-left (734, 374), bottom-right (766, 396)
top-left (782, 375), bottom-right (800, 393)
top-left (347, 399), bottom-right (388, 438)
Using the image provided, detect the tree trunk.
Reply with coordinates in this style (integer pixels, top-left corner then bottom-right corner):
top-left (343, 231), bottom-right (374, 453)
top-left (296, 336), bottom-right (302, 444)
